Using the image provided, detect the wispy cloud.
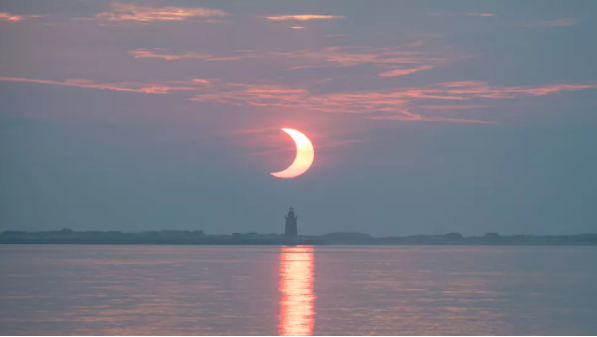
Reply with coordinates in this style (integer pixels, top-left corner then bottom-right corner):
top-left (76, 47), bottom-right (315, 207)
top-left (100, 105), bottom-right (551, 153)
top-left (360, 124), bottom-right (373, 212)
top-left (0, 12), bottom-right (42, 21)
top-left (95, 2), bottom-right (227, 22)
top-left (466, 13), bottom-right (494, 17)
top-left (5, 75), bottom-right (595, 103)
top-left (367, 107), bottom-right (496, 124)
top-left (429, 13), bottom-right (494, 17)
top-left (266, 14), bottom-right (343, 21)
top-left (187, 80), bottom-right (597, 125)
top-left (378, 65), bottom-right (435, 77)
top-left (0, 76), bottom-right (208, 94)
top-left (263, 46), bottom-right (448, 68)
top-left (418, 105), bottom-right (487, 110)
top-left (129, 45), bottom-right (451, 77)
top-left (189, 83), bottom-right (436, 112)
top-left (129, 49), bottom-right (242, 61)
top-left (540, 18), bottom-right (578, 27)
top-left (290, 26), bottom-right (305, 29)
top-left (3, 75), bottom-right (596, 125)
top-left (369, 115), bottom-right (497, 124)
top-left (189, 80), bottom-right (597, 117)
top-left (436, 81), bottom-right (597, 98)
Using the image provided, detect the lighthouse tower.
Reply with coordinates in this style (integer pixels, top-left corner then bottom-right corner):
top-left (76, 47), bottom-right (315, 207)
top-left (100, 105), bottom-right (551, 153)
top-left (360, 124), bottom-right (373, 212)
top-left (284, 207), bottom-right (298, 237)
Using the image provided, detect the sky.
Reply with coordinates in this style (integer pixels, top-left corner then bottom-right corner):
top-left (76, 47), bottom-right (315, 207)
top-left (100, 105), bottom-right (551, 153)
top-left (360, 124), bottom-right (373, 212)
top-left (1, 0), bottom-right (596, 236)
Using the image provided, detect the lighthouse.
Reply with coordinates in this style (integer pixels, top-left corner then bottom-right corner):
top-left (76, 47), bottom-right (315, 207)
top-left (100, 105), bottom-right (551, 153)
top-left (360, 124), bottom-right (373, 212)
top-left (284, 207), bottom-right (298, 237)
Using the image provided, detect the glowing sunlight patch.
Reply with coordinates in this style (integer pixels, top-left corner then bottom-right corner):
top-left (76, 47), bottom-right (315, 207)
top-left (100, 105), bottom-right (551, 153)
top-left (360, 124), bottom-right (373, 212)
top-left (271, 129), bottom-right (315, 179)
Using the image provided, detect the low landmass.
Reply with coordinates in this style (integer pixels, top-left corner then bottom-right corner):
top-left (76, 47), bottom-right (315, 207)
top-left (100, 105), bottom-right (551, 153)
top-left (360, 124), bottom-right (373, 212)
top-left (1, 229), bottom-right (596, 245)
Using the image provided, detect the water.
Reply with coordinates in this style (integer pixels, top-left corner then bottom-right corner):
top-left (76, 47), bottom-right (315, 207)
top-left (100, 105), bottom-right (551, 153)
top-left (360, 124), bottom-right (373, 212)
top-left (0, 245), bottom-right (596, 335)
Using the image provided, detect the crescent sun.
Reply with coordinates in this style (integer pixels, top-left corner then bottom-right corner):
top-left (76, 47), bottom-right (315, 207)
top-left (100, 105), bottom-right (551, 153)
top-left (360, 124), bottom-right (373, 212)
top-left (271, 128), bottom-right (315, 179)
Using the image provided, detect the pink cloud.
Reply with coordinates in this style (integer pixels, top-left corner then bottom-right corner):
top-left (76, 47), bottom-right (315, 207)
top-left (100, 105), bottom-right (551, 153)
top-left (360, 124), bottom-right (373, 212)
top-left (0, 12), bottom-right (42, 21)
top-left (441, 81), bottom-right (486, 87)
top-left (129, 49), bottom-right (242, 61)
top-left (418, 105), bottom-right (487, 110)
top-left (269, 46), bottom-right (449, 67)
top-left (367, 107), bottom-right (496, 124)
top-left (3, 74), bottom-right (596, 125)
top-left (0, 76), bottom-right (205, 94)
top-left (378, 65), bottom-right (435, 77)
top-left (436, 81), bottom-right (597, 98)
top-left (129, 46), bottom-right (443, 66)
top-left (95, 2), bottom-right (227, 22)
top-left (513, 84), bottom-right (597, 95)
top-left (128, 45), bottom-right (453, 78)
top-left (189, 82), bottom-right (467, 115)
top-left (466, 13), bottom-right (494, 17)
top-left (266, 15), bottom-right (343, 21)
top-left (369, 115), bottom-right (498, 124)
top-left (540, 18), bottom-right (578, 27)
top-left (429, 13), bottom-right (494, 17)
top-left (186, 80), bottom-right (597, 125)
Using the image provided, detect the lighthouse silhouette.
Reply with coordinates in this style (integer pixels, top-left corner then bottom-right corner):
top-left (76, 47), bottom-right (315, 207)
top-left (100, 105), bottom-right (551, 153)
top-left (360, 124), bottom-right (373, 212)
top-left (284, 207), bottom-right (298, 237)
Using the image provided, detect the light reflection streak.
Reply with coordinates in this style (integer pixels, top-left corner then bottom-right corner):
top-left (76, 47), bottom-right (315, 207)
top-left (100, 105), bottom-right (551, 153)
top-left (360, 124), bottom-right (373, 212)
top-left (279, 246), bottom-right (316, 336)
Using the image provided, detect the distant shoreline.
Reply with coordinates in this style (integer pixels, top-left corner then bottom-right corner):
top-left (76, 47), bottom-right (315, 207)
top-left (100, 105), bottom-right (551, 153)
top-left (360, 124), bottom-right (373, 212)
top-left (1, 229), bottom-right (596, 246)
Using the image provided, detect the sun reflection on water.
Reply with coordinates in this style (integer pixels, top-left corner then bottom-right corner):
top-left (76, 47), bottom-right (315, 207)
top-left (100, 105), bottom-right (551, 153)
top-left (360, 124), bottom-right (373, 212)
top-left (279, 245), bottom-right (316, 336)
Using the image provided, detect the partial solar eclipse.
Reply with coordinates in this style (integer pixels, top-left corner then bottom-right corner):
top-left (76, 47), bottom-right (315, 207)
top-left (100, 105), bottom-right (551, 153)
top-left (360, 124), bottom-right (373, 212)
top-left (271, 128), bottom-right (314, 179)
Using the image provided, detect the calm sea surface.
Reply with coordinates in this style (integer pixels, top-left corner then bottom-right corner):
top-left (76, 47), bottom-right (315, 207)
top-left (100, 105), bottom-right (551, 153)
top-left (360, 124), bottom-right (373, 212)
top-left (0, 245), bottom-right (596, 335)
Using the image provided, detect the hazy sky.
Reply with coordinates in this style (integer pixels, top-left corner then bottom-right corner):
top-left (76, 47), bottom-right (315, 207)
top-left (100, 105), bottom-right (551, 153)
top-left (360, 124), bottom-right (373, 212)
top-left (1, 0), bottom-right (596, 236)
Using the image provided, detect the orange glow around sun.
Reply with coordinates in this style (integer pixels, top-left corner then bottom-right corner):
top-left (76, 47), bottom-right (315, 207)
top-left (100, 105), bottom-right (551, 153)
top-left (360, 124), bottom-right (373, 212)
top-left (279, 246), bottom-right (316, 336)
